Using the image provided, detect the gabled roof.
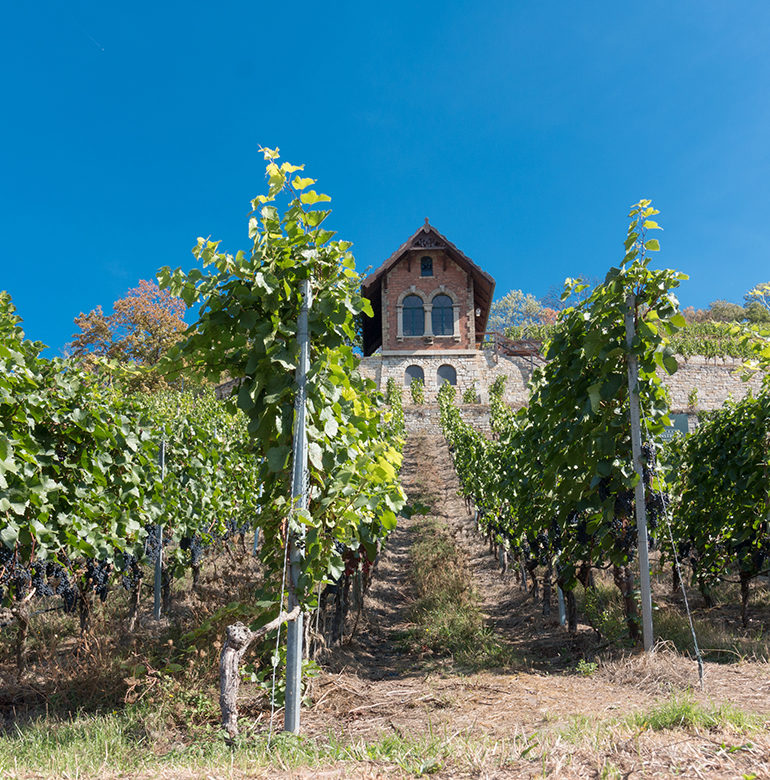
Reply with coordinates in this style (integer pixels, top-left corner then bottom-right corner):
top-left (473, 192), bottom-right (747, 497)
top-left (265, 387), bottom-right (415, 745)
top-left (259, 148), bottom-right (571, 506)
top-left (361, 220), bottom-right (496, 355)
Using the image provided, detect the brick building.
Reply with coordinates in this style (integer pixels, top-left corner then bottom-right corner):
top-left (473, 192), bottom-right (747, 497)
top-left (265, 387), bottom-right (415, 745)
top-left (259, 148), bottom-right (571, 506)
top-left (360, 220), bottom-right (496, 394)
top-left (357, 221), bottom-right (765, 409)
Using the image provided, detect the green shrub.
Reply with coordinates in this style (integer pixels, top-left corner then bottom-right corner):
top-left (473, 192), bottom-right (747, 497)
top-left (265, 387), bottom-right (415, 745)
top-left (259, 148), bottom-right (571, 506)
top-left (462, 383), bottom-right (480, 404)
top-left (410, 377), bottom-right (425, 405)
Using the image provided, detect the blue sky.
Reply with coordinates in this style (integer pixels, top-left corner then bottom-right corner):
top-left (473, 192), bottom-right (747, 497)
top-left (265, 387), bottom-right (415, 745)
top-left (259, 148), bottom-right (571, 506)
top-left (3, 1), bottom-right (770, 353)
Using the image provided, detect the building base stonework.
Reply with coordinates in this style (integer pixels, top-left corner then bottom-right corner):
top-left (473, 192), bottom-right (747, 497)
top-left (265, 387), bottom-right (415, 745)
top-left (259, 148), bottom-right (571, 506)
top-left (359, 352), bottom-right (765, 412)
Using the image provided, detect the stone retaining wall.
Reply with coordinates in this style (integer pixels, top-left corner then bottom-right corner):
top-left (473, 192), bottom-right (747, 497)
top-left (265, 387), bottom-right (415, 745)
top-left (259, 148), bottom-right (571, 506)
top-left (404, 404), bottom-right (492, 434)
top-left (360, 352), bottom-right (765, 412)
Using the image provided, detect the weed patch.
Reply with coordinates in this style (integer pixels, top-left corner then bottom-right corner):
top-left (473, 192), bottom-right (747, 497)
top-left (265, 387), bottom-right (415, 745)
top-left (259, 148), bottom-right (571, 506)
top-left (407, 517), bottom-right (517, 670)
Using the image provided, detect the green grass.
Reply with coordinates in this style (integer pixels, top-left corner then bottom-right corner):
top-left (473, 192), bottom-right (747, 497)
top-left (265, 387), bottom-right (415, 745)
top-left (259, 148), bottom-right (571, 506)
top-left (0, 708), bottom-right (542, 779)
top-left (0, 709), bottom-right (453, 778)
top-left (574, 573), bottom-right (770, 662)
top-left (653, 606), bottom-right (770, 662)
top-left (626, 694), bottom-right (763, 733)
top-left (2, 692), bottom-right (765, 778)
top-left (557, 694), bottom-right (763, 751)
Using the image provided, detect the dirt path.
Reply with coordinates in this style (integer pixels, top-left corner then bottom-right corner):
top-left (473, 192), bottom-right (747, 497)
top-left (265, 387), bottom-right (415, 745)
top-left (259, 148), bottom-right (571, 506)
top-left (297, 432), bottom-right (770, 778)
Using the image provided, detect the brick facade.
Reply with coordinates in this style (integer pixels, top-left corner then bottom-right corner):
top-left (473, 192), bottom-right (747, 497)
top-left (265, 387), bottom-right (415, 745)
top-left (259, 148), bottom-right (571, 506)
top-left (380, 250), bottom-right (475, 352)
top-left (361, 221), bottom-right (495, 357)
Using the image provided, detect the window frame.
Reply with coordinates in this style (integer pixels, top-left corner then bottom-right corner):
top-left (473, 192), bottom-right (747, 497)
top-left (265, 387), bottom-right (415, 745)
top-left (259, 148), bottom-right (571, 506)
top-left (402, 294), bottom-right (425, 336)
top-left (431, 293), bottom-right (454, 336)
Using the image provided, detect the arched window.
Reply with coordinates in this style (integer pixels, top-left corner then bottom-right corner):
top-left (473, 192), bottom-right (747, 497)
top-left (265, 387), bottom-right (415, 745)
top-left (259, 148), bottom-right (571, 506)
top-left (432, 294), bottom-right (454, 336)
top-left (402, 294), bottom-right (424, 336)
top-left (437, 364), bottom-right (457, 386)
top-left (405, 365), bottom-right (424, 385)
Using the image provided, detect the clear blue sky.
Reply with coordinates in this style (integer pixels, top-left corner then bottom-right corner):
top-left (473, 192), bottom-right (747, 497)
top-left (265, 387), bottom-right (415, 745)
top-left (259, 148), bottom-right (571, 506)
top-left (4, 1), bottom-right (770, 353)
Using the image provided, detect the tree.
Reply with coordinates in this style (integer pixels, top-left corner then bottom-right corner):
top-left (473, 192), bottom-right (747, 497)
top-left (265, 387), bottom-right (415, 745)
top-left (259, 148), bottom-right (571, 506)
top-left (745, 282), bottom-right (770, 320)
top-left (541, 274), bottom-right (599, 311)
top-left (705, 299), bottom-right (746, 322)
top-left (682, 300), bottom-right (746, 323)
top-left (69, 280), bottom-right (187, 386)
top-left (745, 300), bottom-right (770, 323)
top-left (487, 289), bottom-right (550, 333)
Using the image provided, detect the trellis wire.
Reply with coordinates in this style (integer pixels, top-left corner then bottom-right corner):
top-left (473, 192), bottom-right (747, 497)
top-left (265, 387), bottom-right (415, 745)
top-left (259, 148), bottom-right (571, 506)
top-left (267, 525), bottom-right (291, 748)
top-left (645, 430), bottom-right (705, 689)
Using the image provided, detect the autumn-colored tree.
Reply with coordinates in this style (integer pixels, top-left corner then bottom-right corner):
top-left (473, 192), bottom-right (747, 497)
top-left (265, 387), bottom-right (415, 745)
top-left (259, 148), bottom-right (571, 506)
top-left (69, 280), bottom-right (187, 387)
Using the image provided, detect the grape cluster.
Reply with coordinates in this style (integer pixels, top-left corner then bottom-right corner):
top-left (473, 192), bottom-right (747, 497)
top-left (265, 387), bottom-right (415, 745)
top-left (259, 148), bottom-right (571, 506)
top-left (223, 517), bottom-right (249, 540)
top-left (549, 518), bottom-right (564, 555)
top-left (646, 491), bottom-right (668, 530)
top-left (55, 568), bottom-right (78, 612)
top-left (568, 511), bottom-right (589, 546)
top-left (144, 525), bottom-right (162, 563)
top-left (31, 562), bottom-right (55, 597)
top-left (613, 491), bottom-right (634, 519)
top-left (609, 516), bottom-right (636, 554)
top-left (85, 559), bottom-right (111, 602)
top-left (0, 550), bottom-right (78, 612)
top-left (180, 533), bottom-right (206, 566)
top-left (0, 546), bottom-right (31, 600)
top-left (120, 553), bottom-right (141, 591)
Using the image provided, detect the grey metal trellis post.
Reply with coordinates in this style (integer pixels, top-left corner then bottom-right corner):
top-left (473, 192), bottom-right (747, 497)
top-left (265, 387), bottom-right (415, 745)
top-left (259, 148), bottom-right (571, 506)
top-left (625, 293), bottom-right (654, 651)
top-left (154, 439), bottom-right (166, 621)
top-left (285, 277), bottom-right (312, 734)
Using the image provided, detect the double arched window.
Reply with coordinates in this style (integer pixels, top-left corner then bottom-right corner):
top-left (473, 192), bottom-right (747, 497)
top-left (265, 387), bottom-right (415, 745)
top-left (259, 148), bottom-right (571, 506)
top-left (431, 294), bottom-right (454, 336)
top-left (402, 294), bottom-right (424, 336)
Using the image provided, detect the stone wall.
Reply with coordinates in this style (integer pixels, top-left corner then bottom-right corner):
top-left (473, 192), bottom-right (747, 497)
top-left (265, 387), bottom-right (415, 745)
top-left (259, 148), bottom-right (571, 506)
top-left (662, 356), bottom-right (764, 412)
top-left (404, 404), bottom-right (492, 434)
top-left (360, 351), bottom-right (765, 413)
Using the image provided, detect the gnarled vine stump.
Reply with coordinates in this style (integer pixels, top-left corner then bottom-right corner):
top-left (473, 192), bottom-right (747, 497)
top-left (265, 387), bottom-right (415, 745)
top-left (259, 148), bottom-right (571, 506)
top-left (219, 606), bottom-right (300, 738)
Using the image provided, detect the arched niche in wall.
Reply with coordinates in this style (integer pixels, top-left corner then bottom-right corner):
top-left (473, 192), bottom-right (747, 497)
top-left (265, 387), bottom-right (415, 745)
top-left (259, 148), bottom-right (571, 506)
top-left (404, 365), bottom-right (425, 385)
top-left (437, 364), bottom-right (457, 386)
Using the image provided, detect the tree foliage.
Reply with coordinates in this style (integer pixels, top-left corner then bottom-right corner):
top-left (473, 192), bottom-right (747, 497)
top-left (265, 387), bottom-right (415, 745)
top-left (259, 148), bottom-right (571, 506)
top-left (70, 280), bottom-right (187, 389)
top-left (487, 289), bottom-right (556, 334)
top-left (745, 282), bottom-right (770, 318)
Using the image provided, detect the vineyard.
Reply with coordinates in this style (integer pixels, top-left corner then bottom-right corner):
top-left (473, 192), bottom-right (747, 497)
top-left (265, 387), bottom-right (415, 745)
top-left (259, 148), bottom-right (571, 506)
top-left (504, 317), bottom-right (769, 360)
top-left (1, 152), bottom-right (406, 738)
top-left (437, 200), bottom-right (770, 645)
top-left (3, 171), bottom-right (770, 778)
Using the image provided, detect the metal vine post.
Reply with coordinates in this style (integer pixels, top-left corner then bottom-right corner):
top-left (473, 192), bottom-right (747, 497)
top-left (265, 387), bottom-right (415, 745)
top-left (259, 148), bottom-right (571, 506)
top-left (154, 439), bottom-right (166, 621)
top-left (285, 277), bottom-right (312, 733)
top-left (624, 293), bottom-right (654, 651)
